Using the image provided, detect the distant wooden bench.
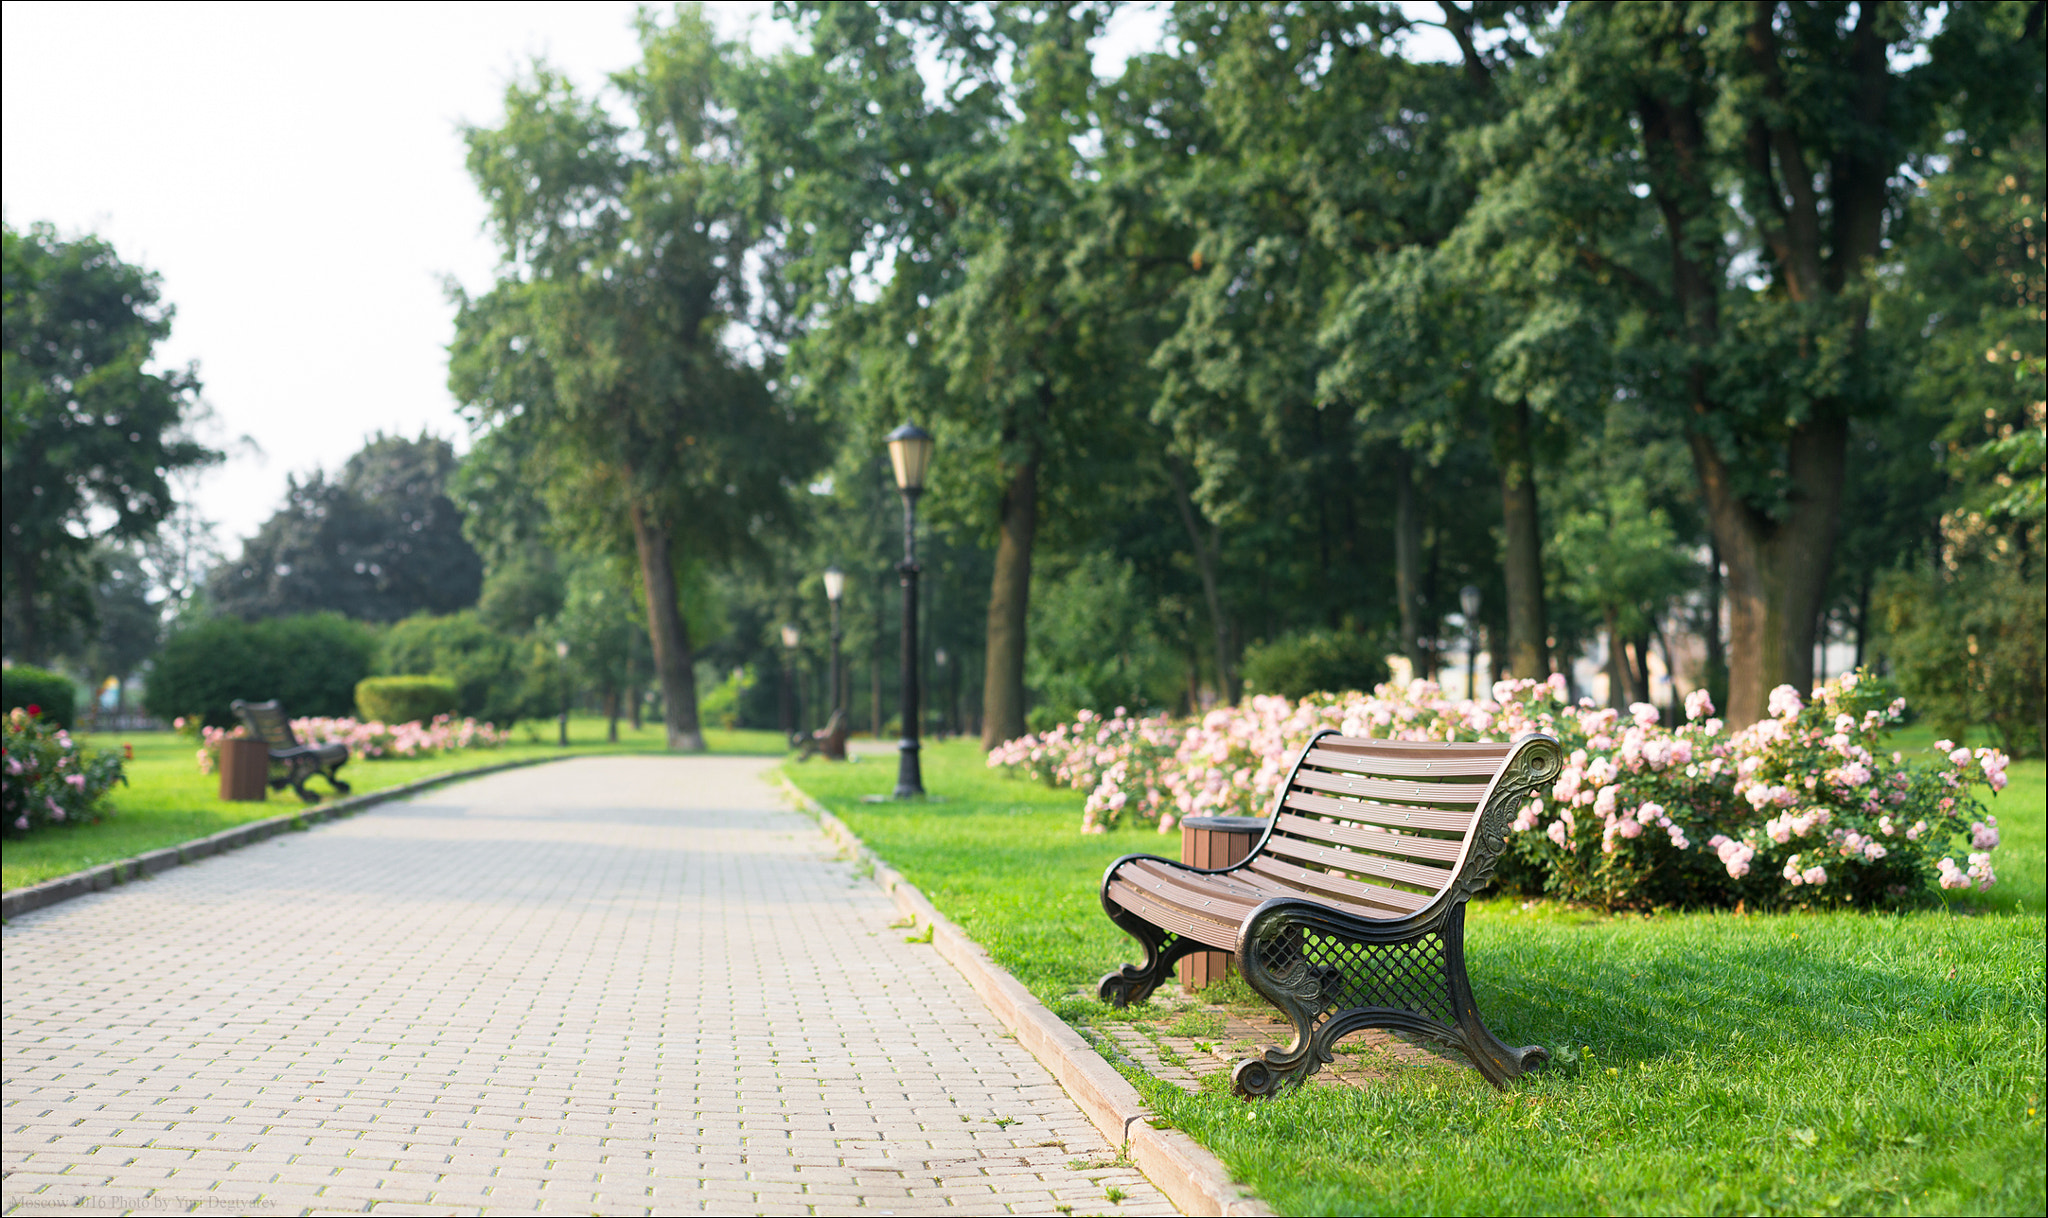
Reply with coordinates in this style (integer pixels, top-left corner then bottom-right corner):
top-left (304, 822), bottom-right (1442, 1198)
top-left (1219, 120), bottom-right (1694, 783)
top-left (791, 708), bottom-right (848, 762)
top-left (1098, 730), bottom-right (1562, 1095)
top-left (231, 699), bottom-right (352, 804)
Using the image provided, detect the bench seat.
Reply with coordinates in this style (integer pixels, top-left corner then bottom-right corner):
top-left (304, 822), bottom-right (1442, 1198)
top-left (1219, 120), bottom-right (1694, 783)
top-left (1098, 729), bottom-right (1562, 1095)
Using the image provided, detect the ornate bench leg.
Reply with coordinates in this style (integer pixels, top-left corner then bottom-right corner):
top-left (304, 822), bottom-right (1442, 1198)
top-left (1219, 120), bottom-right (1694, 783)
top-left (289, 758), bottom-right (321, 803)
top-left (1442, 910), bottom-right (1548, 1086)
top-left (1233, 916), bottom-right (1339, 1096)
top-left (324, 762), bottom-right (351, 795)
top-left (1099, 912), bottom-right (1205, 1007)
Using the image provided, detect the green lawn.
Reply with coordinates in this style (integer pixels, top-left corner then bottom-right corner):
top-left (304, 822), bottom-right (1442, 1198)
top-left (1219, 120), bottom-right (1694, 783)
top-left (2, 715), bottom-right (787, 891)
top-left (785, 738), bottom-right (2046, 1216)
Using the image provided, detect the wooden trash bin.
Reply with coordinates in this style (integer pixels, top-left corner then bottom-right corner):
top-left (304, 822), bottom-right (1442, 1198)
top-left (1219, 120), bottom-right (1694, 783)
top-left (218, 736), bottom-right (270, 802)
top-left (1178, 814), bottom-right (1266, 993)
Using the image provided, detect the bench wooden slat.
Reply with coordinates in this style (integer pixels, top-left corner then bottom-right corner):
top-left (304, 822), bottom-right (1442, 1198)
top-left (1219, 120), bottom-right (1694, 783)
top-left (1291, 768), bottom-right (1489, 807)
top-left (1261, 833), bottom-right (1457, 892)
top-left (1107, 880), bottom-right (1241, 949)
top-left (1245, 855), bottom-right (1433, 913)
top-left (1316, 735), bottom-right (1512, 756)
top-left (1118, 860), bottom-right (1265, 919)
top-left (1303, 746), bottom-right (1511, 779)
top-left (1124, 859), bottom-right (1268, 909)
top-left (1282, 790), bottom-right (1478, 833)
top-left (1271, 812), bottom-right (1466, 863)
top-left (1219, 868), bottom-right (1412, 920)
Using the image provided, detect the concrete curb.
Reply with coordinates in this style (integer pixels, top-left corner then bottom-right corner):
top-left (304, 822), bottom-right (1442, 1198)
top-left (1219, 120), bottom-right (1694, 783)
top-left (780, 776), bottom-right (1272, 1218)
top-left (2, 755), bottom-right (566, 921)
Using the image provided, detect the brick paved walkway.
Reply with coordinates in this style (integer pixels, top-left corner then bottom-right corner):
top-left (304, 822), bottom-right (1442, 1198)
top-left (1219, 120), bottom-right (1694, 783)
top-left (2, 757), bottom-right (1171, 1216)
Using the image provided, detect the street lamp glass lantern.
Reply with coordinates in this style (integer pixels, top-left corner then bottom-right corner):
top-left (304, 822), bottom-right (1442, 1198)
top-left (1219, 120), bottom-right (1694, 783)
top-left (885, 423), bottom-right (935, 493)
top-left (823, 565), bottom-right (845, 602)
top-left (1459, 585), bottom-right (1482, 622)
top-left (781, 624), bottom-right (800, 649)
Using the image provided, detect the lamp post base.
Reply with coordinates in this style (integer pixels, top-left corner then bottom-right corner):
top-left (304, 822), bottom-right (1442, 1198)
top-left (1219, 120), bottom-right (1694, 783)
top-left (893, 738), bottom-right (924, 799)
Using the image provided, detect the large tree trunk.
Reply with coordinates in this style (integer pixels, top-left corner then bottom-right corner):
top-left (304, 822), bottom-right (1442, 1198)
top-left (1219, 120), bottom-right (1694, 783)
top-left (628, 500), bottom-right (705, 752)
top-left (873, 568), bottom-right (886, 737)
top-left (626, 642), bottom-right (643, 731)
top-left (1492, 399), bottom-right (1548, 680)
top-left (1687, 413), bottom-right (1848, 726)
top-left (1702, 538), bottom-right (1728, 711)
top-left (1394, 451), bottom-right (1430, 680)
top-left (981, 453), bottom-right (1037, 749)
top-left (1165, 460), bottom-right (1237, 703)
top-left (8, 562), bottom-right (38, 664)
top-left (1603, 606), bottom-right (1628, 708)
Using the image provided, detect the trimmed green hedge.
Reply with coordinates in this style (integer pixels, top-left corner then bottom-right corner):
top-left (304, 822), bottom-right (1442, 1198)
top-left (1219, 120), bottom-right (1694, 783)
top-left (355, 675), bottom-right (461, 725)
top-left (145, 613), bottom-right (376, 727)
top-left (1, 664), bottom-right (78, 729)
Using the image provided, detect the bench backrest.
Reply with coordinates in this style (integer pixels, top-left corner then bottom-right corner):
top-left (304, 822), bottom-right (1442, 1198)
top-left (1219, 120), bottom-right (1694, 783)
top-left (1246, 731), bottom-right (1545, 918)
top-left (231, 699), bottom-right (301, 751)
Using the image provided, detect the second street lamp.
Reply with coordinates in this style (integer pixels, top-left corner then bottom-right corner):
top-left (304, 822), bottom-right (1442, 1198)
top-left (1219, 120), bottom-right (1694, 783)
top-left (823, 566), bottom-right (845, 723)
top-left (780, 623), bottom-right (800, 741)
top-left (886, 422), bottom-right (934, 798)
top-left (1460, 585), bottom-right (1482, 700)
top-left (555, 640), bottom-right (571, 747)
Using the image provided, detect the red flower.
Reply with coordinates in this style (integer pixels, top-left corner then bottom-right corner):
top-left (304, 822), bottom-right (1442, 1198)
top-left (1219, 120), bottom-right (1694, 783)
top-left (25, 704), bottom-right (40, 716)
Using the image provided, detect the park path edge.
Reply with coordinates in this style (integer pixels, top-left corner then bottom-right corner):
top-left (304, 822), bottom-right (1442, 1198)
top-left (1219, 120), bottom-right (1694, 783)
top-left (0, 754), bottom-right (569, 921)
top-left (778, 773), bottom-right (1274, 1218)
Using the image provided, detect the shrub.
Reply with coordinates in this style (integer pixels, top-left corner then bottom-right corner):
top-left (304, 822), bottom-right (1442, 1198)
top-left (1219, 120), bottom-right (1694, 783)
top-left (1240, 629), bottom-right (1390, 700)
top-left (3, 706), bottom-right (125, 835)
top-left (698, 665), bottom-right (755, 731)
top-left (1, 664), bottom-right (78, 729)
top-left (194, 713), bottom-right (508, 772)
top-left (145, 614), bottom-right (376, 727)
top-left (355, 676), bottom-right (461, 725)
top-left (1025, 553), bottom-right (1178, 730)
top-left (990, 672), bottom-right (2010, 912)
top-left (377, 611), bottom-right (549, 727)
top-left (1878, 559), bottom-right (2045, 758)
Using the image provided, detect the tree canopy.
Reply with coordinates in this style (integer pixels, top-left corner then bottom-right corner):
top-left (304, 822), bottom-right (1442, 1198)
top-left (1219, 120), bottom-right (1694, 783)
top-left (2, 221), bottom-right (219, 662)
top-left (209, 433), bottom-right (482, 623)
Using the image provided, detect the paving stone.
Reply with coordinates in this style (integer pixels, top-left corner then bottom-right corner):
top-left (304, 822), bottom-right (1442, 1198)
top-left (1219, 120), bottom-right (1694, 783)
top-left (3, 757), bottom-right (1175, 1216)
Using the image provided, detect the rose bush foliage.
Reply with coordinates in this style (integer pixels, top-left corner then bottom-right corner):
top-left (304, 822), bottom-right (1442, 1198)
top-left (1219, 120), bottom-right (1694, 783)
top-left (988, 672), bottom-right (2008, 911)
top-left (3, 706), bottom-right (125, 836)
top-left (183, 713), bottom-right (510, 775)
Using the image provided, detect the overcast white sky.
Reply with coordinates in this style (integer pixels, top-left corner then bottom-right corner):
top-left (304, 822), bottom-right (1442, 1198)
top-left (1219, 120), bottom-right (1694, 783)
top-left (4, 2), bottom-right (1457, 552)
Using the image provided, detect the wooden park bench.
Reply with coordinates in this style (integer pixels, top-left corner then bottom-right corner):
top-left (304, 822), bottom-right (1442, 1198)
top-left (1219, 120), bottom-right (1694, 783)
top-left (231, 699), bottom-right (353, 804)
top-left (1098, 729), bottom-right (1563, 1095)
top-left (791, 708), bottom-right (849, 762)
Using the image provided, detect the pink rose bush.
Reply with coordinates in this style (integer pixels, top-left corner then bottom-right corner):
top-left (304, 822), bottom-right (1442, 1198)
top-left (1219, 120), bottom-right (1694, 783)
top-left (3, 706), bottom-right (126, 836)
top-left (189, 713), bottom-right (509, 775)
top-left (989, 670), bottom-right (2009, 911)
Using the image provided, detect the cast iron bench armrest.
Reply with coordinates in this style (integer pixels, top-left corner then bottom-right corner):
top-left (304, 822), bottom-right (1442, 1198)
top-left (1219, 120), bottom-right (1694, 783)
top-left (230, 699), bottom-right (353, 804)
top-left (1097, 729), bottom-right (1562, 1096)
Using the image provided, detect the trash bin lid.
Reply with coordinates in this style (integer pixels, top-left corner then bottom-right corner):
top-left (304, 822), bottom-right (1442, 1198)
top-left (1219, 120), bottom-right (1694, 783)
top-left (1180, 815), bottom-right (1268, 832)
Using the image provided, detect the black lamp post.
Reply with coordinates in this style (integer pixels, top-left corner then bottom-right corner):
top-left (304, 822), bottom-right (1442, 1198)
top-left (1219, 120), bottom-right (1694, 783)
top-left (555, 640), bottom-right (571, 746)
top-left (1459, 585), bottom-right (1482, 701)
top-left (780, 623), bottom-right (800, 738)
top-left (823, 566), bottom-right (845, 722)
top-left (886, 422), bottom-right (934, 798)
